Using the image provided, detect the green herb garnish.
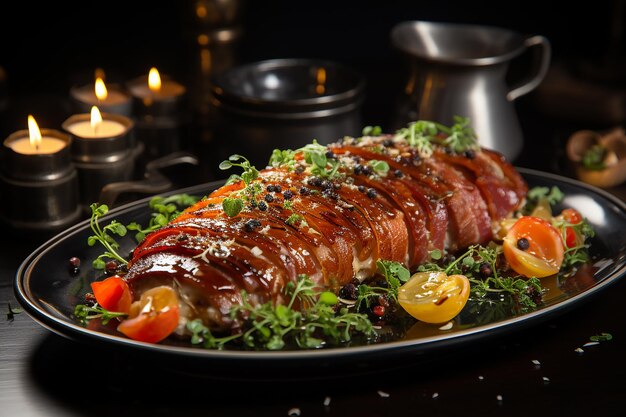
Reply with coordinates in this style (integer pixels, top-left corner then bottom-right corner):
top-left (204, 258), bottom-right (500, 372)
top-left (126, 194), bottom-right (199, 242)
top-left (299, 140), bottom-right (341, 179)
top-left (6, 302), bottom-right (23, 321)
top-left (286, 213), bottom-right (308, 227)
top-left (268, 148), bottom-right (297, 169)
top-left (222, 197), bottom-right (245, 218)
top-left (187, 275), bottom-right (375, 350)
top-left (582, 144), bottom-right (607, 171)
top-left (362, 125), bottom-right (382, 136)
top-left (73, 304), bottom-right (127, 325)
top-left (589, 332), bottom-right (613, 342)
top-left (87, 203), bottom-right (129, 269)
top-left (356, 260), bottom-right (410, 310)
top-left (368, 160), bottom-right (390, 177)
top-left (219, 154), bottom-right (261, 216)
top-left (418, 244), bottom-right (544, 311)
top-left (393, 116), bottom-right (479, 156)
top-left (523, 186), bottom-right (564, 215)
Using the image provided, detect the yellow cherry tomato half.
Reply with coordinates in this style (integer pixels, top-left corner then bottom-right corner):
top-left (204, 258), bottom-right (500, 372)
top-left (117, 286), bottom-right (180, 344)
top-left (398, 271), bottom-right (470, 324)
top-left (502, 216), bottom-right (564, 278)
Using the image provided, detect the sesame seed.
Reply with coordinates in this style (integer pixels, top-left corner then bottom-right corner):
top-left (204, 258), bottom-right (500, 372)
top-left (542, 376), bottom-right (550, 384)
top-left (432, 392), bottom-right (439, 399)
top-left (377, 390), bottom-right (390, 398)
top-left (478, 375), bottom-right (484, 381)
top-left (575, 347), bottom-right (584, 354)
top-left (532, 359), bottom-right (541, 368)
top-left (287, 408), bottom-right (301, 416)
top-left (323, 397), bottom-right (331, 407)
top-left (496, 395), bottom-right (503, 403)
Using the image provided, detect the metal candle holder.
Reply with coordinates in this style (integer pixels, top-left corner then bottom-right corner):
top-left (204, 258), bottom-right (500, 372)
top-left (126, 74), bottom-right (189, 166)
top-left (0, 129), bottom-right (81, 234)
top-left (62, 113), bottom-right (140, 211)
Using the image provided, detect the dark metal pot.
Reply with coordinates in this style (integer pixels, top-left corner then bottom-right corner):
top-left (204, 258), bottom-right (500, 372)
top-left (210, 58), bottom-right (365, 169)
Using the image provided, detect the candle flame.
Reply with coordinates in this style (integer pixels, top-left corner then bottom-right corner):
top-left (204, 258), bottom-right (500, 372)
top-left (91, 106), bottom-right (103, 131)
top-left (95, 77), bottom-right (108, 101)
top-left (316, 67), bottom-right (326, 95)
top-left (27, 115), bottom-right (42, 150)
top-left (148, 67), bottom-right (162, 93)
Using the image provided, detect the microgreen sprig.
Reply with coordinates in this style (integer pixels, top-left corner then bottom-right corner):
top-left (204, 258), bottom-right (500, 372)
top-left (355, 260), bottom-right (410, 310)
top-left (417, 244), bottom-right (544, 311)
top-left (298, 140), bottom-right (341, 179)
top-left (393, 116), bottom-right (479, 156)
top-left (219, 154), bottom-right (262, 217)
top-left (87, 203), bottom-right (129, 269)
top-left (126, 193), bottom-right (200, 242)
top-left (73, 303), bottom-right (127, 325)
top-left (187, 275), bottom-right (374, 351)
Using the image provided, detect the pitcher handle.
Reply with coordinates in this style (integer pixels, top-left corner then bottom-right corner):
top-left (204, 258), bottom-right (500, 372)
top-left (507, 35), bottom-right (551, 101)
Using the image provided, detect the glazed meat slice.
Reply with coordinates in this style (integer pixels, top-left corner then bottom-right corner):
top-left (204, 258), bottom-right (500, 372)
top-left (124, 133), bottom-right (528, 332)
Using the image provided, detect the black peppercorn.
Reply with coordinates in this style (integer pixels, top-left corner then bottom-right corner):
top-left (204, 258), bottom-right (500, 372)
top-left (258, 201), bottom-right (268, 211)
top-left (517, 237), bottom-right (530, 251)
top-left (393, 169), bottom-right (404, 178)
top-left (479, 262), bottom-right (493, 278)
top-left (299, 187), bottom-right (311, 196)
top-left (308, 177), bottom-right (323, 187)
top-left (358, 185), bottom-right (366, 193)
top-left (367, 188), bottom-right (377, 199)
top-left (264, 194), bottom-right (274, 203)
top-left (464, 150), bottom-right (476, 159)
top-left (244, 219), bottom-right (262, 232)
top-left (68, 257), bottom-right (80, 275)
top-left (283, 190), bottom-right (293, 200)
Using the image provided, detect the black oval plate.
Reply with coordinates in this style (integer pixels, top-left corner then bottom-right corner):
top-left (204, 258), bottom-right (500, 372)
top-left (14, 168), bottom-right (626, 375)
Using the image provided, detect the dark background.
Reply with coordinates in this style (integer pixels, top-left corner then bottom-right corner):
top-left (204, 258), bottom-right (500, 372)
top-left (1, 0), bottom-right (625, 180)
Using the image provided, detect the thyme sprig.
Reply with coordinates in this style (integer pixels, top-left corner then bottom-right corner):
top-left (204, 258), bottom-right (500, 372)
top-left (87, 203), bottom-right (129, 269)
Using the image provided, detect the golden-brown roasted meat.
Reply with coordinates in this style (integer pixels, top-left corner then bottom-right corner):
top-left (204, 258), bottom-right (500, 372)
top-left (124, 134), bottom-right (527, 331)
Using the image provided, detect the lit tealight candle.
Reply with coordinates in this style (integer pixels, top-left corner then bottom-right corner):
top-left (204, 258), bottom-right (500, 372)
top-left (8, 115), bottom-right (67, 154)
top-left (1, 115), bottom-right (80, 232)
top-left (62, 106), bottom-right (136, 210)
top-left (65, 106), bottom-right (127, 138)
top-left (69, 69), bottom-right (132, 117)
top-left (126, 67), bottom-right (188, 162)
top-left (128, 67), bottom-right (186, 105)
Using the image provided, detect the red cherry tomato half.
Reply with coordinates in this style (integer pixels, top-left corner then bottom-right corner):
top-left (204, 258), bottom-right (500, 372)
top-left (91, 275), bottom-right (132, 314)
top-left (561, 208), bottom-right (583, 248)
top-left (503, 216), bottom-right (565, 278)
top-left (117, 286), bottom-right (180, 344)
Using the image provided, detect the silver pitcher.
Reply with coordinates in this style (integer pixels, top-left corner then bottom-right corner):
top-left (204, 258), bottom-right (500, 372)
top-left (390, 20), bottom-right (551, 162)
